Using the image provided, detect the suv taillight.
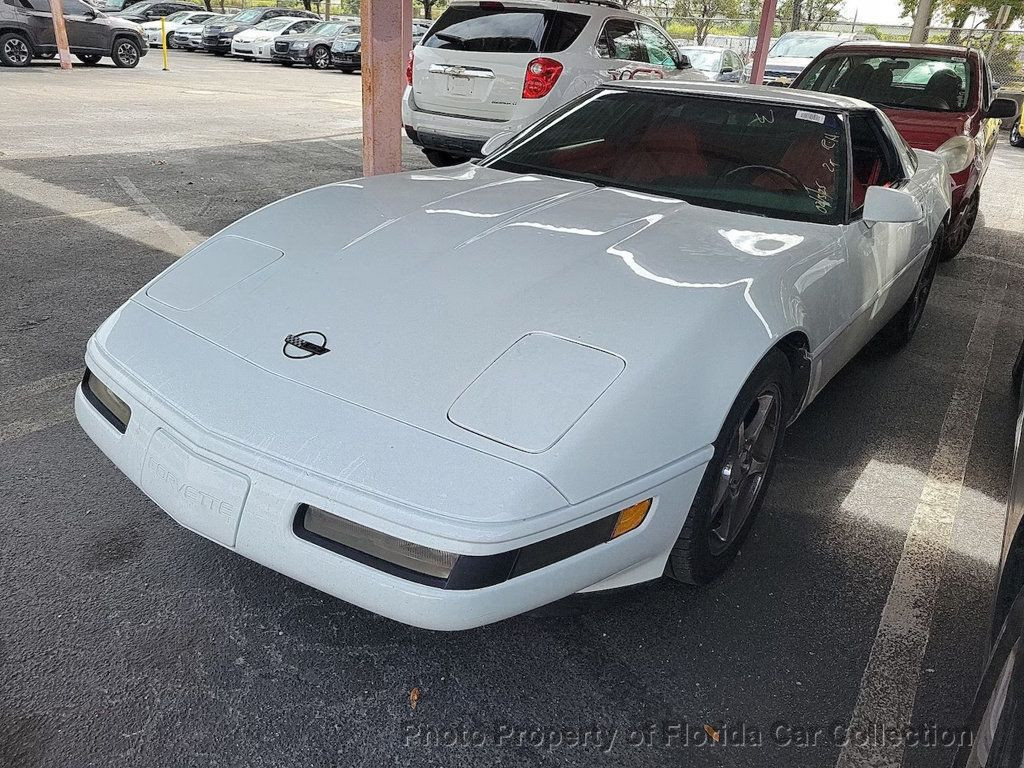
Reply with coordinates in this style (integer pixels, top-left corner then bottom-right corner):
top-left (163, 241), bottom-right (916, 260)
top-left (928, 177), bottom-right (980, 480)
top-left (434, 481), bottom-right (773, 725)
top-left (406, 51), bottom-right (414, 86)
top-left (522, 57), bottom-right (562, 99)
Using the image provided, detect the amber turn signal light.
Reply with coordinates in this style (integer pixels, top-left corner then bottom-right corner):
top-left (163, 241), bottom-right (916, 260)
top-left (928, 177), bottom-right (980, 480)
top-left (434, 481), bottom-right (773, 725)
top-left (610, 498), bottom-right (652, 539)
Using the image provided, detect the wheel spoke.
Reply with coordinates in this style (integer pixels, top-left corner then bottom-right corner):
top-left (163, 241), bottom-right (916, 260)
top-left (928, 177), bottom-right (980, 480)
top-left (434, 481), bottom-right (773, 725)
top-left (744, 393), bottom-right (775, 448)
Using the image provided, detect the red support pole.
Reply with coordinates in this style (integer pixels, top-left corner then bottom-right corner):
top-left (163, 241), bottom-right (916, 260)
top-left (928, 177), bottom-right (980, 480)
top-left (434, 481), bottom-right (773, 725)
top-left (748, 0), bottom-right (778, 86)
top-left (361, 0), bottom-right (404, 176)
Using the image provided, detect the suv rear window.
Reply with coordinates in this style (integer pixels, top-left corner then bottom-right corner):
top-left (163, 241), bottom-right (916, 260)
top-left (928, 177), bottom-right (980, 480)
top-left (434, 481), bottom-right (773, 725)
top-left (423, 5), bottom-right (588, 53)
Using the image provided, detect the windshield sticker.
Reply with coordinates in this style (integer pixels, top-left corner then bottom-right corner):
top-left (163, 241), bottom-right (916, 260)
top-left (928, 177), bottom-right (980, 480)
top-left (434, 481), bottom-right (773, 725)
top-left (796, 110), bottom-right (825, 124)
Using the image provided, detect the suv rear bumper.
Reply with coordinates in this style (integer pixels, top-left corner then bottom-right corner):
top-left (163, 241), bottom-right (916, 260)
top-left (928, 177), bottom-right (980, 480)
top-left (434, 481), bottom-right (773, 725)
top-left (402, 90), bottom-right (521, 158)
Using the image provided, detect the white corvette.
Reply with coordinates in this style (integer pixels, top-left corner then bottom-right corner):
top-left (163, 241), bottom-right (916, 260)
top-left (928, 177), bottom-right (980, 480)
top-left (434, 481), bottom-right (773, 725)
top-left (230, 16), bottom-right (316, 60)
top-left (77, 82), bottom-right (951, 630)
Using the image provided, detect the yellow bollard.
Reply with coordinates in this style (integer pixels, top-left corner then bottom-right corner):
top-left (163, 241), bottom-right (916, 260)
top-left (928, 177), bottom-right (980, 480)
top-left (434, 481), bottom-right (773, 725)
top-left (161, 16), bottom-right (169, 71)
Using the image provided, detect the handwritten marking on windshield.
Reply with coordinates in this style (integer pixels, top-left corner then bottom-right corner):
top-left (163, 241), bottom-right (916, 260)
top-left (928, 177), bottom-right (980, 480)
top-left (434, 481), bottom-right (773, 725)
top-left (749, 109), bottom-right (775, 126)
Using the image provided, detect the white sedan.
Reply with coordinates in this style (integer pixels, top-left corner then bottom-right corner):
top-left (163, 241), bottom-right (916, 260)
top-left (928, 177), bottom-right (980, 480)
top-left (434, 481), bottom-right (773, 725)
top-left (230, 16), bottom-right (316, 60)
top-left (141, 10), bottom-right (218, 48)
top-left (77, 82), bottom-right (951, 630)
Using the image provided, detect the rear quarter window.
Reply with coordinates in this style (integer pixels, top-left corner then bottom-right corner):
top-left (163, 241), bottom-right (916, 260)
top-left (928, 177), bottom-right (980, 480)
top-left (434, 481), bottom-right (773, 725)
top-left (423, 5), bottom-right (588, 53)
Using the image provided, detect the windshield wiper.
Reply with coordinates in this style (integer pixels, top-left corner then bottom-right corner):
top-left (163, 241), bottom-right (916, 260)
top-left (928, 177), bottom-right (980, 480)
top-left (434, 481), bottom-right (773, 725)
top-left (435, 32), bottom-right (465, 44)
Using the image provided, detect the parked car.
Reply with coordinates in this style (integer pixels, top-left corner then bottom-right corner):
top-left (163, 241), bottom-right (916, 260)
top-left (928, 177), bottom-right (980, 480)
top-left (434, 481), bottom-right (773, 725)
top-left (141, 9), bottom-right (217, 48)
top-left (230, 16), bottom-right (316, 61)
top-left (0, 0), bottom-right (146, 67)
top-left (793, 42), bottom-right (1018, 260)
top-left (743, 30), bottom-right (876, 85)
top-left (108, 0), bottom-right (203, 24)
top-left (675, 44), bottom-right (743, 82)
top-left (1010, 109), bottom-right (1024, 147)
top-left (76, 81), bottom-right (951, 631)
top-left (171, 12), bottom-right (228, 49)
top-left (403, 0), bottom-right (704, 167)
top-left (952, 340), bottom-right (1024, 768)
top-left (270, 19), bottom-right (352, 68)
top-left (330, 20), bottom-right (431, 73)
top-left (201, 6), bottom-right (318, 55)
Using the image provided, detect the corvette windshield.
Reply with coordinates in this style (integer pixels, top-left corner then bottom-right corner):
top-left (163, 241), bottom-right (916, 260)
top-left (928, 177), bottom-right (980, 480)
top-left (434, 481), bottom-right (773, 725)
top-left (487, 90), bottom-right (848, 224)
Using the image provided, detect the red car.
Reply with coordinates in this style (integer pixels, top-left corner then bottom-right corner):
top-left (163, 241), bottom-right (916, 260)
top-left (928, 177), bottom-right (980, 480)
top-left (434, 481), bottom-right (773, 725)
top-left (793, 41), bottom-right (1018, 260)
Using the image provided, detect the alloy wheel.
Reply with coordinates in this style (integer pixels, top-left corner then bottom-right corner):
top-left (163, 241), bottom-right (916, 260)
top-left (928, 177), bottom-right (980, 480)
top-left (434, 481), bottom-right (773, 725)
top-left (313, 47), bottom-right (329, 69)
top-left (707, 387), bottom-right (781, 555)
top-left (4, 37), bottom-right (29, 65)
top-left (116, 41), bottom-right (138, 66)
top-left (951, 193), bottom-right (979, 254)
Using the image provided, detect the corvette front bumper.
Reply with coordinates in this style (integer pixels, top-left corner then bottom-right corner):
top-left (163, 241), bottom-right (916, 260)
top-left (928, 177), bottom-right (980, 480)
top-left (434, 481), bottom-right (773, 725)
top-left (75, 307), bottom-right (708, 630)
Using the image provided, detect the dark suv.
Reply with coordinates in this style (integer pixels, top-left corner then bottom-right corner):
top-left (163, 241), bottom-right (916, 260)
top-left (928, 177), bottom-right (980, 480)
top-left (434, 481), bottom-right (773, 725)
top-left (201, 6), bottom-right (317, 55)
top-left (0, 0), bottom-right (147, 67)
top-left (109, 1), bottom-right (203, 23)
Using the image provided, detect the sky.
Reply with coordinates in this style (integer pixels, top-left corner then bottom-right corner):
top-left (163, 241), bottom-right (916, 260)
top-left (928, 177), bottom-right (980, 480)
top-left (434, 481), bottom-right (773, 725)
top-left (842, 0), bottom-right (913, 25)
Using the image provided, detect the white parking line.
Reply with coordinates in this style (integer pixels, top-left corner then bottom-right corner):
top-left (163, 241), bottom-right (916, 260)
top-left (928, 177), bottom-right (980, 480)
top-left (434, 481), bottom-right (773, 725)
top-left (114, 176), bottom-right (201, 254)
top-left (0, 369), bottom-right (84, 445)
top-left (4, 369), bottom-right (82, 405)
top-left (0, 168), bottom-right (203, 256)
top-left (0, 404), bottom-right (75, 445)
top-left (835, 261), bottom-right (1010, 768)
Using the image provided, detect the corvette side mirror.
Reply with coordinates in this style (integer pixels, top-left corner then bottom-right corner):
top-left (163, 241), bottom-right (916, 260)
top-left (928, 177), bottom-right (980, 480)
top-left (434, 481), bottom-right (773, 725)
top-left (480, 130), bottom-right (515, 157)
top-left (863, 186), bottom-right (923, 225)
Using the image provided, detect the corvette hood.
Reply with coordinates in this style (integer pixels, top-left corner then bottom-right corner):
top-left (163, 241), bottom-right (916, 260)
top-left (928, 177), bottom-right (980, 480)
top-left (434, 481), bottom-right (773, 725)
top-left (131, 166), bottom-right (840, 496)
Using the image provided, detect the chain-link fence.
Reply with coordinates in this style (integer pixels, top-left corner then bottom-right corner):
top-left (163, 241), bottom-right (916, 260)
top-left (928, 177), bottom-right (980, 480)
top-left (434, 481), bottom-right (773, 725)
top-left (664, 16), bottom-right (1024, 90)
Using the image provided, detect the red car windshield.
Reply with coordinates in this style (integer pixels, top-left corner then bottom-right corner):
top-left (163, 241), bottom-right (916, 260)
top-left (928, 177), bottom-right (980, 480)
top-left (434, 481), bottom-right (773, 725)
top-left (799, 53), bottom-right (971, 112)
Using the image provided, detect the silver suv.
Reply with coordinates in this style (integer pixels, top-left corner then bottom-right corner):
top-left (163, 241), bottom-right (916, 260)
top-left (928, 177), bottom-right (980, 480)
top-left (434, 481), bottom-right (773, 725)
top-left (0, 0), bottom-right (147, 67)
top-left (403, 0), bottom-right (705, 166)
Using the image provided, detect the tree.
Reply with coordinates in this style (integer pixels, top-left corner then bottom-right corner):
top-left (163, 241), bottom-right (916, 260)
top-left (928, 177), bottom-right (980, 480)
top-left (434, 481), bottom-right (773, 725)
top-left (899, 0), bottom-right (1024, 42)
top-left (777, 0), bottom-right (842, 29)
top-left (420, 0), bottom-right (438, 20)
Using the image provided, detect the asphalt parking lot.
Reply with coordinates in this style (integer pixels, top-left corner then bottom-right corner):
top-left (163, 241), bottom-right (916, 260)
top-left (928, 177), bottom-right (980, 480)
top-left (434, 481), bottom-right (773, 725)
top-left (3, 53), bottom-right (1024, 768)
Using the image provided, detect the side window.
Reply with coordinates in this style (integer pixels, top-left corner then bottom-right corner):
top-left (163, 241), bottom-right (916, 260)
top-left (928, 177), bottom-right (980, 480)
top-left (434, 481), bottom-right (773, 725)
top-left (63, 0), bottom-right (91, 13)
top-left (636, 23), bottom-right (677, 68)
top-left (596, 18), bottom-right (643, 63)
top-left (4, 0), bottom-right (40, 9)
top-left (848, 111), bottom-right (904, 213)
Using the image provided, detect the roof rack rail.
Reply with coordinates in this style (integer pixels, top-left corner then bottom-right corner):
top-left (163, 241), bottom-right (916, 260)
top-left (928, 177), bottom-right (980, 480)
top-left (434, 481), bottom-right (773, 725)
top-left (557, 0), bottom-right (627, 9)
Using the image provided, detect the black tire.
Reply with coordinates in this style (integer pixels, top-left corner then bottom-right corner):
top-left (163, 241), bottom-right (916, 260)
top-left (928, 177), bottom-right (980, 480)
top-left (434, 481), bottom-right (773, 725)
top-left (279, 61), bottom-right (293, 67)
top-left (941, 191), bottom-right (978, 261)
top-left (666, 349), bottom-right (791, 585)
top-left (112, 37), bottom-right (141, 68)
top-left (241, 56), bottom-right (252, 61)
top-left (38, 51), bottom-right (55, 59)
top-left (1010, 122), bottom-right (1024, 148)
top-left (76, 53), bottom-right (102, 65)
top-left (166, 32), bottom-right (175, 49)
top-left (310, 45), bottom-right (330, 70)
top-left (423, 149), bottom-right (463, 167)
top-left (876, 225), bottom-right (944, 351)
top-left (213, 50), bottom-right (226, 56)
top-left (339, 66), bottom-right (356, 73)
top-left (0, 32), bottom-right (32, 67)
